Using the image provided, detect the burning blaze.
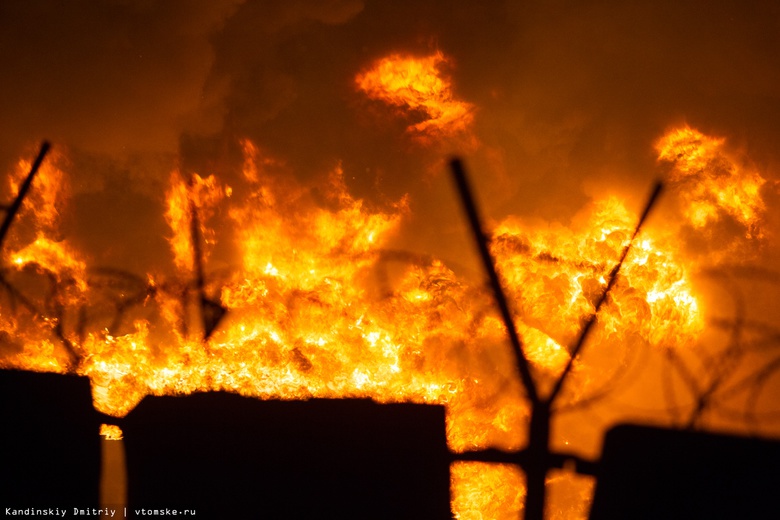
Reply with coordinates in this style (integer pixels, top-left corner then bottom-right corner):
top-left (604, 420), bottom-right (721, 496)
top-left (492, 196), bottom-right (702, 386)
top-left (656, 126), bottom-right (766, 240)
top-left (10, 235), bottom-right (88, 292)
top-left (0, 150), bottom-right (86, 367)
top-left (4, 151), bottom-right (85, 288)
top-left (164, 171), bottom-right (230, 273)
top-left (230, 140), bottom-right (406, 288)
top-left (355, 51), bottom-right (474, 140)
top-left (1, 128), bottom-right (735, 518)
top-left (8, 149), bottom-right (69, 233)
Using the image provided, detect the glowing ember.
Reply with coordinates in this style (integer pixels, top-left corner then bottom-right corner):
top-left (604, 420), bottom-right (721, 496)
top-left (355, 51), bottom-right (474, 140)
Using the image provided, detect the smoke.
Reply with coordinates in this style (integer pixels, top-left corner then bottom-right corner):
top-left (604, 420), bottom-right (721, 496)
top-left (0, 1), bottom-right (244, 162)
top-left (2, 0), bottom-right (778, 264)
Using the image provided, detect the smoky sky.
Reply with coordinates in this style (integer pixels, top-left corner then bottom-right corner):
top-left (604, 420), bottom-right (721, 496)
top-left (0, 0), bottom-right (778, 275)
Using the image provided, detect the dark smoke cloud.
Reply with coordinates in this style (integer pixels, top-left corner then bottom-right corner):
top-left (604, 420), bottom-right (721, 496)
top-left (0, 0), bottom-right (778, 277)
top-left (0, 0), bottom-right (242, 165)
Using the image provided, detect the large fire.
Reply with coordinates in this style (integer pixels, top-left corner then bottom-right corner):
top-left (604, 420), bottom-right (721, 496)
top-left (0, 123), bottom-right (768, 518)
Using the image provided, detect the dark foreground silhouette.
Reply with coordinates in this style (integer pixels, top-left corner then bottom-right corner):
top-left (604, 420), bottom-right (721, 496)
top-left (122, 392), bottom-right (452, 519)
top-left (590, 424), bottom-right (780, 519)
top-left (4, 369), bottom-right (780, 519)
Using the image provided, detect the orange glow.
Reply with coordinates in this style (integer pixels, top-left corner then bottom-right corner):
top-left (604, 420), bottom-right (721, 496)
top-left (1, 136), bottom-right (712, 518)
top-left (8, 149), bottom-right (69, 233)
top-left (164, 171), bottom-right (229, 273)
top-left (452, 462), bottom-right (524, 519)
top-left (10, 234), bottom-right (88, 292)
top-left (492, 196), bottom-right (702, 384)
top-left (100, 424), bottom-right (124, 441)
top-left (355, 51), bottom-right (474, 140)
top-left (656, 126), bottom-right (766, 238)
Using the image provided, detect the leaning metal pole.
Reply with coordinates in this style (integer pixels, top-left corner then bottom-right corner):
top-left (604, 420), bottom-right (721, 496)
top-left (547, 181), bottom-right (663, 406)
top-left (450, 157), bottom-right (663, 520)
top-left (450, 158), bottom-right (547, 520)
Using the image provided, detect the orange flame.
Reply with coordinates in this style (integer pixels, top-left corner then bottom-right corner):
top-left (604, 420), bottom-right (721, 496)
top-left (492, 196), bottom-right (702, 378)
top-left (355, 51), bottom-right (474, 140)
top-left (164, 171), bottom-right (230, 273)
top-left (0, 148), bottom-right (87, 369)
top-left (7, 149), bottom-right (69, 234)
top-left (0, 132), bottom-right (723, 518)
top-left (100, 423), bottom-right (124, 440)
top-left (656, 126), bottom-right (766, 239)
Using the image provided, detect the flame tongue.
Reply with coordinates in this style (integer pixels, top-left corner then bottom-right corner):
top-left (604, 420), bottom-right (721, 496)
top-left (355, 51), bottom-right (474, 140)
top-left (656, 126), bottom-right (767, 247)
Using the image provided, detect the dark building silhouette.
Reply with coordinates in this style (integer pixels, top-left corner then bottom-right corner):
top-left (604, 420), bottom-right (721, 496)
top-left (589, 424), bottom-right (780, 519)
top-left (122, 392), bottom-right (452, 519)
top-left (7, 367), bottom-right (780, 519)
top-left (0, 369), bottom-right (101, 507)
